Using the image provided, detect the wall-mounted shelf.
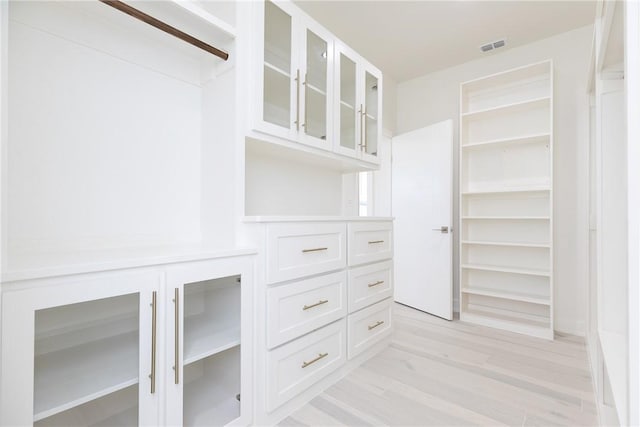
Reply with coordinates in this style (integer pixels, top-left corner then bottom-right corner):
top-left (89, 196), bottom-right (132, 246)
top-left (462, 133), bottom-right (550, 150)
top-left (460, 60), bottom-right (553, 340)
top-left (462, 263), bottom-right (550, 277)
top-left (461, 287), bottom-right (550, 306)
top-left (462, 240), bottom-right (551, 249)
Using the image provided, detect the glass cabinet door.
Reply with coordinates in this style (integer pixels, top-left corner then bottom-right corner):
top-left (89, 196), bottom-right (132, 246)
top-left (0, 274), bottom-right (159, 427)
top-left (338, 52), bottom-right (357, 152)
top-left (263, 0), bottom-right (292, 130)
top-left (303, 29), bottom-right (329, 141)
top-left (363, 71), bottom-right (379, 158)
top-left (180, 275), bottom-right (242, 427)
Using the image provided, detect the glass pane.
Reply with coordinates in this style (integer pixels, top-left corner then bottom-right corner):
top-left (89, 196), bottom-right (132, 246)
top-left (34, 294), bottom-right (140, 426)
top-left (365, 72), bottom-right (379, 156)
top-left (305, 30), bottom-right (327, 140)
top-left (264, 1), bottom-right (291, 128)
top-left (183, 275), bottom-right (241, 427)
top-left (340, 54), bottom-right (357, 150)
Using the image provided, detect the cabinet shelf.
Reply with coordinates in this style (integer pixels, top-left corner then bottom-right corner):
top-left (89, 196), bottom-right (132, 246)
top-left (184, 319), bottom-right (240, 365)
top-left (462, 240), bottom-right (550, 249)
top-left (34, 332), bottom-right (139, 422)
top-left (184, 373), bottom-right (240, 427)
top-left (463, 133), bottom-right (550, 149)
top-left (462, 187), bottom-right (550, 196)
top-left (461, 96), bottom-right (551, 120)
top-left (264, 60), bottom-right (290, 78)
top-left (340, 100), bottom-right (354, 110)
top-left (306, 82), bottom-right (326, 97)
top-left (461, 263), bottom-right (550, 277)
top-left (461, 287), bottom-right (550, 306)
top-left (462, 216), bottom-right (550, 220)
top-left (460, 310), bottom-right (552, 340)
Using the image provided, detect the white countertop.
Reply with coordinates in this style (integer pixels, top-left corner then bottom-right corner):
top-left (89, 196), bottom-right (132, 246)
top-left (3, 245), bottom-right (257, 283)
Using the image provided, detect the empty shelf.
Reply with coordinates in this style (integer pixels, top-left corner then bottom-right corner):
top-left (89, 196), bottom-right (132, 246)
top-left (460, 310), bottom-right (552, 340)
top-left (461, 263), bottom-right (550, 277)
top-left (461, 287), bottom-right (550, 305)
top-left (264, 60), bottom-right (290, 78)
top-left (34, 332), bottom-right (139, 421)
top-left (461, 96), bottom-right (550, 120)
top-left (462, 216), bottom-right (550, 220)
top-left (462, 187), bottom-right (550, 196)
top-left (462, 240), bottom-right (551, 248)
top-left (184, 317), bottom-right (240, 365)
top-left (463, 133), bottom-right (550, 149)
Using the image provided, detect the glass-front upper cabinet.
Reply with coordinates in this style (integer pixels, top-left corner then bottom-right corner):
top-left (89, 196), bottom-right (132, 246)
top-left (258, 0), bottom-right (333, 150)
top-left (334, 42), bottom-right (382, 164)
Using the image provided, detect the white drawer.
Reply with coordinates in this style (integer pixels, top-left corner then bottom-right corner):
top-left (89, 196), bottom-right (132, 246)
top-left (348, 221), bottom-right (393, 266)
top-left (266, 223), bottom-right (347, 284)
top-left (348, 261), bottom-right (393, 313)
top-left (267, 271), bottom-right (347, 348)
top-left (347, 298), bottom-right (392, 360)
top-left (266, 319), bottom-right (346, 411)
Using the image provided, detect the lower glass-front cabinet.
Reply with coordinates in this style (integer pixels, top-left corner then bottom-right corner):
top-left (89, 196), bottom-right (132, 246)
top-left (1, 256), bottom-right (254, 427)
top-left (1, 271), bottom-right (161, 426)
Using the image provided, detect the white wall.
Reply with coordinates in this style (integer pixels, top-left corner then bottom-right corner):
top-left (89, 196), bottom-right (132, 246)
top-left (396, 25), bottom-right (593, 335)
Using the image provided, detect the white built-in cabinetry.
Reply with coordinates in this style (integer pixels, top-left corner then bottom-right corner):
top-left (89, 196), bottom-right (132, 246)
top-left (247, 0), bottom-right (382, 170)
top-left (587, 1), bottom-right (640, 424)
top-left (0, 1), bottom-right (258, 426)
top-left (244, 218), bottom-right (393, 425)
top-left (333, 42), bottom-right (382, 163)
top-left (0, 252), bottom-right (255, 427)
top-left (459, 61), bottom-right (554, 340)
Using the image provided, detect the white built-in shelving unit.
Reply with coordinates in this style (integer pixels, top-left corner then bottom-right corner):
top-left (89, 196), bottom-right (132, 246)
top-left (586, 1), bottom-right (639, 424)
top-left (459, 60), bottom-right (554, 340)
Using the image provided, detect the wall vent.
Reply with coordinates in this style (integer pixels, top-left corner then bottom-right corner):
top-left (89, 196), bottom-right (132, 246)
top-left (480, 39), bottom-right (506, 53)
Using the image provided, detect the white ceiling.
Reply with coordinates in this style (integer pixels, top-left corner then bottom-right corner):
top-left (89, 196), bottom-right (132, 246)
top-left (295, 1), bottom-right (597, 82)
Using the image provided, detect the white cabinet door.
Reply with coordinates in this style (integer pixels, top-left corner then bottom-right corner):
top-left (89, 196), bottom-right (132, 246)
top-left (164, 257), bottom-right (254, 427)
top-left (0, 271), bottom-right (161, 427)
top-left (255, 0), bottom-right (333, 150)
top-left (333, 42), bottom-right (382, 164)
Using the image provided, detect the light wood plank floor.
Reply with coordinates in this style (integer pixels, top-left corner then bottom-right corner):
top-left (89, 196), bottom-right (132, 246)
top-left (281, 303), bottom-right (598, 426)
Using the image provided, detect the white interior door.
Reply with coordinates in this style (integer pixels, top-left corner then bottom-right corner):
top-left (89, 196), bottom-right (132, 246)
top-left (392, 120), bottom-right (453, 320)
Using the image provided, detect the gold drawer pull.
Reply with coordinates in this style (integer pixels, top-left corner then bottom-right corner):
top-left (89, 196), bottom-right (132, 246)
top-left (368, 320), bottom-right (385, 331)
top-left (302, 247), bottom-right (328, 253)
top-left (303, 299), bottom-right (328, 311)
top-left (368, 240), bottom-right (384, 244)
top-left (368, 280), bottom-right (385, 288)
top-left (302, 352), bottom-right (328, 368)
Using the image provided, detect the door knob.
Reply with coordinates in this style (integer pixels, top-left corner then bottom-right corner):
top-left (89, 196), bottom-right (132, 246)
top-left (432, 226), bottom-right (449, 233)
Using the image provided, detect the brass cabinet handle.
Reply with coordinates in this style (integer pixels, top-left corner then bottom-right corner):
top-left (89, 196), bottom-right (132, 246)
top-left (368, 280), bottom-right (384, 288)
top-left (295, 69), bottom-right (301, 131)
top-left (302, 352), bottom-right (328, 368)
top-left (302, 247), bottom-right (328, 253)
top-left (358, 104), bottom-right (365, 149)
top-left (362, 107), bottom-right (367, 151)
top-left (302, 72), bottom-right (307, 131)
top-left (303, 299), bottom-right (328, 311)
top-left (368, 240), bottom-right (384, 244)
top-left (368, 320), bottom-right (384, 331)
top-left (173, 288), bottom-right (179, 385)
top-left (150, 291), bottom-right (157, 394)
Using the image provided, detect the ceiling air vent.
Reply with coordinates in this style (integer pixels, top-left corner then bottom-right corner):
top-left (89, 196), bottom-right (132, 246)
top-left (480, 39), bottom-right (506, 53)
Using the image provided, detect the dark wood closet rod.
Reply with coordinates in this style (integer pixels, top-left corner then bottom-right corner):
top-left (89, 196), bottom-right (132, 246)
top-left (99, 0), bottom-right (229, 61)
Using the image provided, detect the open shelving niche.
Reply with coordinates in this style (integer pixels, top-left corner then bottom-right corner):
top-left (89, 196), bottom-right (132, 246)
top-left (1, 0), bottom-right (242, 282)
top-left (459, 60), bottom-right (554, 340)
